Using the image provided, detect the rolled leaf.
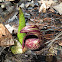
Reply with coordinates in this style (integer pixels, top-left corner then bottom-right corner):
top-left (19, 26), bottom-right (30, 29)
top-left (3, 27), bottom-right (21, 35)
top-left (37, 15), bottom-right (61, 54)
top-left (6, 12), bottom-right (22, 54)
top-left (17, 8), bottom-right (26, 45)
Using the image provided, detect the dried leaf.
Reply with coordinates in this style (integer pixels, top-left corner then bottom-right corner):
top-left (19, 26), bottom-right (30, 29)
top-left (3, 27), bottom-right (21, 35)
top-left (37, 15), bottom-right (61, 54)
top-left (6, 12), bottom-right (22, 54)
top-left (39, 0), bottom-right (56, 13)
top-left (53, 3), bottom-right (62, 15)
top-left (0, 23), bottom-right (14, 46)
top-left (39, 3), bottom-right (46, 13)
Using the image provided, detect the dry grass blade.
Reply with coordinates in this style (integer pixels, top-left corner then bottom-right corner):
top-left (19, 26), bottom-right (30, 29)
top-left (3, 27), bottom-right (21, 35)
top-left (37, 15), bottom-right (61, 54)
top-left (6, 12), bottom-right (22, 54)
top-left (45, 31), bottom-right (62, 47)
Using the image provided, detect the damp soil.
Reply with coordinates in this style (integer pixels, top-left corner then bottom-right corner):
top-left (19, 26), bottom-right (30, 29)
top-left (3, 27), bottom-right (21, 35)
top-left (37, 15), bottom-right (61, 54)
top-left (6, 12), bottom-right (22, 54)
top-left (0, 47), bottom-right (57, 62)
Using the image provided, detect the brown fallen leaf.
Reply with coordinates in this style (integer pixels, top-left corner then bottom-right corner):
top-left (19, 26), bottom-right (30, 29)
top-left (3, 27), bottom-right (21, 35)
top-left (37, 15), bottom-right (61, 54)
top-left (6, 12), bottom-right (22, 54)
top-left (0, 23), bottom-right (14, 46)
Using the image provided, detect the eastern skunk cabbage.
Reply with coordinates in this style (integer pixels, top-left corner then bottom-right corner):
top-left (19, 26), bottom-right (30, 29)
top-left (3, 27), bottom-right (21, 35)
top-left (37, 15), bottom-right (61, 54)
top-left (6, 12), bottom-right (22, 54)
top-left (20, 25), bottom-right (43, 50)
top-left (11, 8), bottom-right (43, 54)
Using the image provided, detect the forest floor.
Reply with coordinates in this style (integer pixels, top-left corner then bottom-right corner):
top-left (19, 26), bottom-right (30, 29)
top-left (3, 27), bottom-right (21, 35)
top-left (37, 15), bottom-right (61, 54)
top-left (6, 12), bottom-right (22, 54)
top-left (0, 0), bottom-right (62, 62)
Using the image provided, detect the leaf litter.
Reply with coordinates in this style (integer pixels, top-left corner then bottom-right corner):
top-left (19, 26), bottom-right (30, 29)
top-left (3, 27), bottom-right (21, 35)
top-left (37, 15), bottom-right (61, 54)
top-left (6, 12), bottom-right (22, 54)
top-left (0, 0), bottom-right (62, 62)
